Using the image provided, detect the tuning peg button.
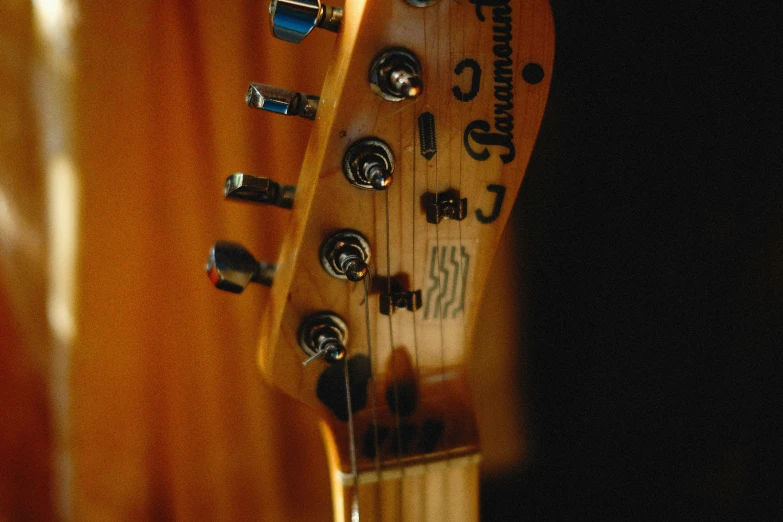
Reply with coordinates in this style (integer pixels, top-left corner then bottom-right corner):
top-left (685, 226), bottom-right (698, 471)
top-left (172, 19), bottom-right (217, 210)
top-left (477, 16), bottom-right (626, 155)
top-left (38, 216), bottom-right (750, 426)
top-left (246, 83), bottom-right (319, 120)
top-left (269, 0), bottom-right (343, 44)
top-left (206, 241), bottom-right (275, 293)
top-left (224, 173), bottom-right (295, 209)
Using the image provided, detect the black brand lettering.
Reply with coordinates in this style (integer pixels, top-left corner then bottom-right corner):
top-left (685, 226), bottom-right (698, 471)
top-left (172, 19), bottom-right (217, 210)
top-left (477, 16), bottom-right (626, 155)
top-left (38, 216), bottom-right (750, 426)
top-left (469, 0), bottom-right (510, 21)
top-left (461, 0), bottom-right (516, 164)
top-left (452, 58), bottom-right (482, 102)
top-left (476, 184), bottom-right (507, 223)
top-left (464, 120), bottom-right (515, 164)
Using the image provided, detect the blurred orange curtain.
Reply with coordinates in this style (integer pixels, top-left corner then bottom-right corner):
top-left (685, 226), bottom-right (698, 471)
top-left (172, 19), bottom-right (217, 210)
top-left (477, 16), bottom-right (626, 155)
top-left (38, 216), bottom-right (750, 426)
top-left (71, 1), bottom-right (334, 519)
top-left (1, 0), bottom-right (55, 520)
top-left (3, 0), bottom-right (335, 519)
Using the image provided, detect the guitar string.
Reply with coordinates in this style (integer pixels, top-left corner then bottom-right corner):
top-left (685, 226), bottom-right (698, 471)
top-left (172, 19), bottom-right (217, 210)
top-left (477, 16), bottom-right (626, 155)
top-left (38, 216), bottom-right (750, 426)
top-left (411, 6), bottom-right (430, 517)
top-left (457, 0), bottom-right (470, 433)
top-left (384, 188), bottom-right (405, 521)
top-left (410, 52), bottom-right (425, 516)
top-left (449, 0), bottom-right (470, 493)
top-left (433, 0), bottom-right (448, 469)
top-left (424, 2), bottom-right (451, 515)
top-left (363, 274), bottom-right (383, 519)
top-left (440, 3), bottom-right (454, 516)
top-left (343, 355), bottom-right (360, 522)
top-left (418, 1), bottom-right (449, 514)
top-left (457, 0), bottom-right (469, 420)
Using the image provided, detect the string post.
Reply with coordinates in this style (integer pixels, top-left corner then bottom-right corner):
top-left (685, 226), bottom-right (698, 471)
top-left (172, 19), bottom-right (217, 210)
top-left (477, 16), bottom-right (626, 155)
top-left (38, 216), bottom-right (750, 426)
top-left (369, 48), bottom-right (423, 102)
top-left (343, 137), bottom-right (395, 191)
top-left (364, 161), bottom-right (393, 190)
top-left (320, 229), bottom-right (371, 281)
top-left (298, 312), bottom-right (348, 365)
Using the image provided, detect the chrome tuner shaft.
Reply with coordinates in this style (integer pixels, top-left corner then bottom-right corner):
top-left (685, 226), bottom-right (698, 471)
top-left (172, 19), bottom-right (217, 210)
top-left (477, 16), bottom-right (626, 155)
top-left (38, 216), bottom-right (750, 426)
top-left (269, 0), bottom-right (343, 44)
top-left (206, 241), bottom-right (275, 294)
top-left (298, 312), bottom-right (348, 365)
top-left (369, 48), bottom-right (423, 102)
top-left (246, 83), bottom-right (319, 120)
top-left (224, 173), bottom-right (295, 209)
top-left (343, 138), bottom-right (395, 190)
top-left (320, 230), bottom-right (371, 282)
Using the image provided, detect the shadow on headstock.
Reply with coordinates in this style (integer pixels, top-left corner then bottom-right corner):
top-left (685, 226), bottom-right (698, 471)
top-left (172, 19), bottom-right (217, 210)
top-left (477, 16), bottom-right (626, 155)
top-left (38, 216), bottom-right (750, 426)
top-left (210, 0), bottom-right (554, 481)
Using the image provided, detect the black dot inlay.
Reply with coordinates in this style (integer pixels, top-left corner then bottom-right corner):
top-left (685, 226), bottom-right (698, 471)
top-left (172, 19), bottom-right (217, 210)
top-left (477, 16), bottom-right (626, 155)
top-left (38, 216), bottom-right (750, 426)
top-left (522, 63), bottom-right (545, 85)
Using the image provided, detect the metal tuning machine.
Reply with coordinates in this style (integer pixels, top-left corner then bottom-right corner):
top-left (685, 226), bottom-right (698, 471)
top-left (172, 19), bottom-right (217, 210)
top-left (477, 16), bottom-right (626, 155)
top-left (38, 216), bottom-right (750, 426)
top-left (298, 312), bottom-right (348, 365)
top-left (246, 83), bottom-right (319, 120)
top-left (269, 0), bottom-right (343, 44)
top-left (343, 138), bottom-right (395, 190)
top-left (369, 48), bottom-right (423, 102)
top-left (206, 241), bottom-right (275, 294)
top-left (320, 230), bottom-right (371, 282)
top-left (224, 173), bottom-right (295, 209)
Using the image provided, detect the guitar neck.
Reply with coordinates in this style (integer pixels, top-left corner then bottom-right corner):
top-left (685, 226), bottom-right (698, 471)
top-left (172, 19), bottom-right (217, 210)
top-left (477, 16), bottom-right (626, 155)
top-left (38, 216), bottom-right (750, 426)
top-left (323, 422), bottom-right (481, 522)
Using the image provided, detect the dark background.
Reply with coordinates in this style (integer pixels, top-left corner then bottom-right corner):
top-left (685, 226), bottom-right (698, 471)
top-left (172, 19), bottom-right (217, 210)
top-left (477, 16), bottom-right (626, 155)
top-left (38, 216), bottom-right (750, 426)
top-left (484, 3), bottom-right (782, 519)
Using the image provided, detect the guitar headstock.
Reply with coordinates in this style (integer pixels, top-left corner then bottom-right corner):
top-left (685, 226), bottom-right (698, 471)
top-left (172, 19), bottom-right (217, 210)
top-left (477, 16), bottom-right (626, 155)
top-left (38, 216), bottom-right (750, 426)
top-left (209, 0), bottom-right (553, 484)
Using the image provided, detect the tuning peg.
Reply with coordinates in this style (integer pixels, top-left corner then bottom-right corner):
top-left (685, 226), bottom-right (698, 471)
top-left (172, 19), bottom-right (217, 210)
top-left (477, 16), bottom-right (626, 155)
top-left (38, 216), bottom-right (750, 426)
top-left (369, 48), bottom-right (423, 102)
top-left (269, 0), bottom-right (343, 44)
top-left (298, 312), bottom-right (348, 365)
top-left (319, 230), bottom-right (371, 282)
top-left (224, 173), bottom-right (295, 209)
top-left (246, 83), bottom-right (319, 120)
top-left (206, 241), bottom-right (275, 293)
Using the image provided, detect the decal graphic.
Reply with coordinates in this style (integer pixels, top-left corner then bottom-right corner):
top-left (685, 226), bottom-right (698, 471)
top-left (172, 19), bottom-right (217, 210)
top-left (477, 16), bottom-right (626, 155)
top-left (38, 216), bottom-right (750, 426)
top-left (423, 244), bottom-right (470, 320)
